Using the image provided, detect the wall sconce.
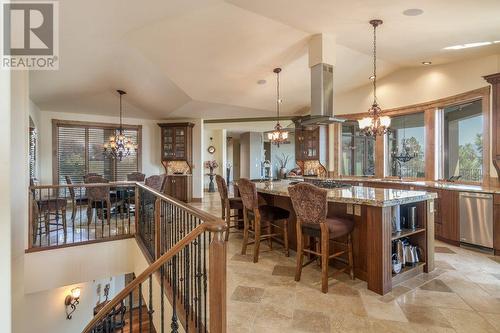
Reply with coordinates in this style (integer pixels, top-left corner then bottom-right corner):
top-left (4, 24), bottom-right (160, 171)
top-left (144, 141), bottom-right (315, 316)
top-left (65, 287), bottom-right (81, 319)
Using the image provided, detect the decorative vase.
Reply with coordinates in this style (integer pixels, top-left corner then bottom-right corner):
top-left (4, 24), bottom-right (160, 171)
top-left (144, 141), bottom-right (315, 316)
top-left (279, 167), bottom-right (288, 179)
top-left (208, 167), bottom-right (215, 192)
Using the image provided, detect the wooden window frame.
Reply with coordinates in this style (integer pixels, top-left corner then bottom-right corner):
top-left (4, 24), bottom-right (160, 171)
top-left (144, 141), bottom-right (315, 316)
top-left (52, 119), bottom-right (143, 184)
top-left (340, 122), bottom-right (376, 176)
top-left (337, 87), bottom-right (491, 186)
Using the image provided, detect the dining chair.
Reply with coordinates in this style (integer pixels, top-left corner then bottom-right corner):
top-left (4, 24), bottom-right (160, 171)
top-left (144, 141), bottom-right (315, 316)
top-left (31, 178), bottom-right (68, 245)
top-left (127, 172), bottom-right (146, 182)
top-left (85, 175), bottom-right (111, 225)
top-left (288, 182), bottom-right (354, 293)
top-left (238, 178), bottom-right (290, 263)
top-left (144, 174), bottom-right (167, 192)
top-left (65, 175), bottom-right (88, 222)
top-left (215, 175), bottom-right (243, 241)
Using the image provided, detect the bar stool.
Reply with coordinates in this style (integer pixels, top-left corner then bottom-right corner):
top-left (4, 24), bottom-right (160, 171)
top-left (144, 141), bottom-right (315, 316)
top-left (288, 182), bottom-right (354, 293)
top-left (215, 175), bottom-right (243, 241)
top-left (238, 178), bottom-right (290, 263)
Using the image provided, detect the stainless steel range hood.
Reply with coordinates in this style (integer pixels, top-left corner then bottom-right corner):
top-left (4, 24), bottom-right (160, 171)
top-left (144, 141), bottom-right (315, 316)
top-left (296, 62), bottom-right (344, 127)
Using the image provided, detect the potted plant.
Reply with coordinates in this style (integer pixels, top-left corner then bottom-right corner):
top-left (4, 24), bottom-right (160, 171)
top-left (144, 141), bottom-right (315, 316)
top-left (275, 153), bottom-right (290, 179)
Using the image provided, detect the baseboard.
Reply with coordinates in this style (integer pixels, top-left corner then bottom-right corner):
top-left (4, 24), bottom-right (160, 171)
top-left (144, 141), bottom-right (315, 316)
top-left (191, 197), bottom-right (202, 202)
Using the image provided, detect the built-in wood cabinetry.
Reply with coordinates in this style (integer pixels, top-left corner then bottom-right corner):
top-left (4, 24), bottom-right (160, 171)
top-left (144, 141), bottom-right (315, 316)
top-left (164, 175), bottom-right (192, 202)
top-left (159, 122), bottom-right (194, 165)
top-left (494, 195), bottom-right (500, 255)
top-left (158, 122), bottom-right (194, 202)
top-left (484, 73), bottom-right (500, 178)
top-left (294, 125), bottom-right (328, 165)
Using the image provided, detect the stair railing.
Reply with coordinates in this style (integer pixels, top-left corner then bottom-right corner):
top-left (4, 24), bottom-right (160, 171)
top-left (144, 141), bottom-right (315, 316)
top-left (82, 183), bottom-right (227, 333)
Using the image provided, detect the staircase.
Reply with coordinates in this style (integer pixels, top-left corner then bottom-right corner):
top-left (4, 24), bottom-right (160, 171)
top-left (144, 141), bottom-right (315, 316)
top-left (81, 183), bottom-right (227, 333)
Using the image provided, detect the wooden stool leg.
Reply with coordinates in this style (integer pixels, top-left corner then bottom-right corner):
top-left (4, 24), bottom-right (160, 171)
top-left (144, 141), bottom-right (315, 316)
top-left (320, 223), bottom-right (329, 293)
top-left (268, 223), bottom-right (273, 250)
top-left (241, 210), bottom-right (249, 255)
top-left (295, 223), bottom-right (304, 282)
top-left (62, 207), bottom-right (67, 243)
top-left (225, 203), bottom-right (231, 241)
top-left (348, 233), bottom-right (354, 280)
top-left (253, 215), bottom-right (261, 263)
top-left (283, 219), bottom-right (289, 257)
top-left (87, 203), bottom-right (93, 225)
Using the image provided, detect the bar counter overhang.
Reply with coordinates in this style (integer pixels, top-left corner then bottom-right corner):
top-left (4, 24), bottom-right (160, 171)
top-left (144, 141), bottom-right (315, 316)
top-left (253, 179), bottom-right (437, 295)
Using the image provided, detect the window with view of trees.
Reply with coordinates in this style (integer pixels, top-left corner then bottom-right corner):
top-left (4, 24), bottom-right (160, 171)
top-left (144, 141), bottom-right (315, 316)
top-left (388, 113), bottom-right (425, 178)
top-left (54, 121), bottom-right (141, 184)
top-left (443, 100), bottom-right (483, 182)
top-left (341, 123), bottom-right (375, 176)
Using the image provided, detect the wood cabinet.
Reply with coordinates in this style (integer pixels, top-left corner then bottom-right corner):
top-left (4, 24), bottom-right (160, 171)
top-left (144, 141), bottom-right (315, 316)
top-left (158, 123), bottom-right (194, 164)
top-left (164, 176), bottom-right (192, 203)
top-left (295, 125), bottom-right (329, 163)
top-left (484, 73), bottom-right (500, 178)
top-left (494, 194), bottom-right (500, 255)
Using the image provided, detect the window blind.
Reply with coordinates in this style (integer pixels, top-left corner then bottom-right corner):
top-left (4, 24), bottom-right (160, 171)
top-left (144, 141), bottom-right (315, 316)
top-left (29, 127), bottom-right (37, 179)
top-left (55, 121), bottom-right (141, 184)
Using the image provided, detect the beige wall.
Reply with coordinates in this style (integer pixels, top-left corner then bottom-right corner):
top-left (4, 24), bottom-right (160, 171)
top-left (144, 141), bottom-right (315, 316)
top-left (0, 67), bottom-right (12, 333)
top-left (203, 129), bottom-right (226, 189)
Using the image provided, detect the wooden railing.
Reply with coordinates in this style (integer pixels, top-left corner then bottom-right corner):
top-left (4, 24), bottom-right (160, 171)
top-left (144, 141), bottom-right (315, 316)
top-left (28, 182), bottom-right (137, 251)
top-left (82, 183), bottom-right (227, 333)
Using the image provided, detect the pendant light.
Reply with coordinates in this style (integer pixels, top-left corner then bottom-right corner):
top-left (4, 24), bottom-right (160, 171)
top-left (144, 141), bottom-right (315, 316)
top-left (358, 19), bottom-right (391, 136)
top-left (267, 67), bottom-right (289, 147)
top-left (391, 117), bottom-right (417, 177)
top-left (103, 90), bottom-right (138, 161)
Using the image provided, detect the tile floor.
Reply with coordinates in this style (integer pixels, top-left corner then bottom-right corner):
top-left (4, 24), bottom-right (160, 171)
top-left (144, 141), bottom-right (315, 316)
top-left (192, 192), bottom-right (500, 333)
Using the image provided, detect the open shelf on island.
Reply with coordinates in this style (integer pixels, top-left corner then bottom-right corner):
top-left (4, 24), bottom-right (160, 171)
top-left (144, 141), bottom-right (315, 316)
top-left (391, 228), bottom-right (426, 240)
top-left (392, 262), bottom-right (425, 286)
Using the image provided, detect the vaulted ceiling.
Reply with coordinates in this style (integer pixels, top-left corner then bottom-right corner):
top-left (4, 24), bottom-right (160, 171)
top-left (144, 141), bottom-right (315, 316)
top-left (30, 0), bottom-right (500, 119)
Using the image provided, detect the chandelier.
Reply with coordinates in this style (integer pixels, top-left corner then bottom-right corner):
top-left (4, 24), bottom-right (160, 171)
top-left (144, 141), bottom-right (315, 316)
top-left (103, 90), bottom-right (137, 161)
top-left (358, 19), bottom-right (391, 136)
top-left (267, 67), bottom-right (289, 147)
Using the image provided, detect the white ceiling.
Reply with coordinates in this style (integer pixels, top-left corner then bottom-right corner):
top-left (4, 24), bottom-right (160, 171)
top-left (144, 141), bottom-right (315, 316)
top-left (30, 0), bottom-right (500, 119)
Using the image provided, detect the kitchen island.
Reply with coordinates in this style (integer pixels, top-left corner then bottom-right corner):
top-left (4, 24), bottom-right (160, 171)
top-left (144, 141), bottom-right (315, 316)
top-left (254, 179), bottom-right (437, 295)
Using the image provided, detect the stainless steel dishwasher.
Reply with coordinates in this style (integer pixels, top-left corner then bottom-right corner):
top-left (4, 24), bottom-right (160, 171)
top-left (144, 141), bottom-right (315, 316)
top-left (459, 192), bottom-right (493, 248)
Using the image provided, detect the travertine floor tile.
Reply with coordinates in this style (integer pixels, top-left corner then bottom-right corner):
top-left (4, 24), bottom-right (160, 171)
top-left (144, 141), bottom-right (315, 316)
top-left (231, 286), bottom-right (265, 303)
top-left (291, 309), bottom-right (331, 333)
top-left (439, 308), bottom-right (497, 333)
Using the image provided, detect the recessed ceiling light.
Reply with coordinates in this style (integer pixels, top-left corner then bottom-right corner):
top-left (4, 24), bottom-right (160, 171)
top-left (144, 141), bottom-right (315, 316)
top-left (368, 75), bottom-right (375, 80)
top-left (403, 8), bottom-right (424, 16)
top-left (422, 61), bottom-right (432, 65)
top-left (257, 79), bottom-right (267, 85)
top-left (444, 41), bottom-right (492, 50)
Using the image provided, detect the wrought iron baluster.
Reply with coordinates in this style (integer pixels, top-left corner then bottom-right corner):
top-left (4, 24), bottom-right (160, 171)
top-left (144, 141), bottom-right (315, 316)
top-left (171, 255), bottom-right (179, 333)
top-left (139, 283), bottom-right (143, 333)
top-left (148, 275), bottom-right (153, 333)
top-left (129, 291), bottom-right (133, 333)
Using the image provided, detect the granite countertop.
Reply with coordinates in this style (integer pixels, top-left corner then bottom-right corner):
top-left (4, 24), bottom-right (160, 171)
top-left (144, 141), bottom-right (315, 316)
top-left (254, 179), bottom-right (437, 207)
top-left (296, 176), bottom-right (500, 194)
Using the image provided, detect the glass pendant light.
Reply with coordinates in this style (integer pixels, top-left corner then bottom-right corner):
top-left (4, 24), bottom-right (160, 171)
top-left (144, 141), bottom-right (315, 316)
top-left (103, 90), bottom-right (138, 161)
top-left (358, 19), bottom-right (391, 136)
top-left (267, 67), bottom-right (289, 147)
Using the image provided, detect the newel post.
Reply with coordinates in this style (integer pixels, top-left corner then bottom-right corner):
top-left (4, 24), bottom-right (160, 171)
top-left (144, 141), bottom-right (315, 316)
top-left (208, 223), bottom-right (227, 333)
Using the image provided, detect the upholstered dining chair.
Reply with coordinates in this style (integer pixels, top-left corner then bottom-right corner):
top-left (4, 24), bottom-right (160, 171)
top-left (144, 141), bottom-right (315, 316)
top-left (215, 175), bottom-right (243, 240)
top-left (85, 175), bottom-right (111, 225)
top-left (127, 172), bottom-right (146, 182)
top-left (65, 175), bottom-right (88, 222)
top-left (237, 178), bottom-right (290, 263)
top-left (144, 174), bottom-right (167, 192)
top-left (288, 182), bottom-right (354, 293)
top-left (30, 178), bottom-right (67, 245)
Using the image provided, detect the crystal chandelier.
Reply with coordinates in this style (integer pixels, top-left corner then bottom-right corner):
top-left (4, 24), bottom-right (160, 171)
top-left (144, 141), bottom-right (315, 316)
top-left (267, 67), bottom-right (289, 147)
top-left (358, 19), bottom-right (391, 136)
top-left (103, 90), bottom-right (137, 161)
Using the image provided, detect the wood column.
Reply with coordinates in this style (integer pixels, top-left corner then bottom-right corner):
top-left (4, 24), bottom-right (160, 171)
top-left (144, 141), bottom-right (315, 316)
top-left (365, 206), bottom-right (392, 295)
top-left (375, 135), bottom-right (386, 178)
top-left (424, 109), bottom-right (436, 180)
top-left (484, 73), bottom-right (500, 178)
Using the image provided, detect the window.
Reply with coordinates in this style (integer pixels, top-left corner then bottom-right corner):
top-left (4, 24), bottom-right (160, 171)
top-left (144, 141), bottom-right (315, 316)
top-left (388, 113), bottom-right (425, 178)
top-left (443, 100), bottom-right (483, 182)
top-left (341, 123), bottom-right (375, 176)
top-left (29, 124), bottom-right (37, 179)
top-left (54, 120), bottom-right (141, 184)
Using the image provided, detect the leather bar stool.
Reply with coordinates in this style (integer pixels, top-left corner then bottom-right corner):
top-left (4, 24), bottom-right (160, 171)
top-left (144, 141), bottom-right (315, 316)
top-left (289, 182), bottom-right (354, 293)
top-left (238, 178), bottom-right (290, 263)
top-left (215, 175), bottom-right (243, 241)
